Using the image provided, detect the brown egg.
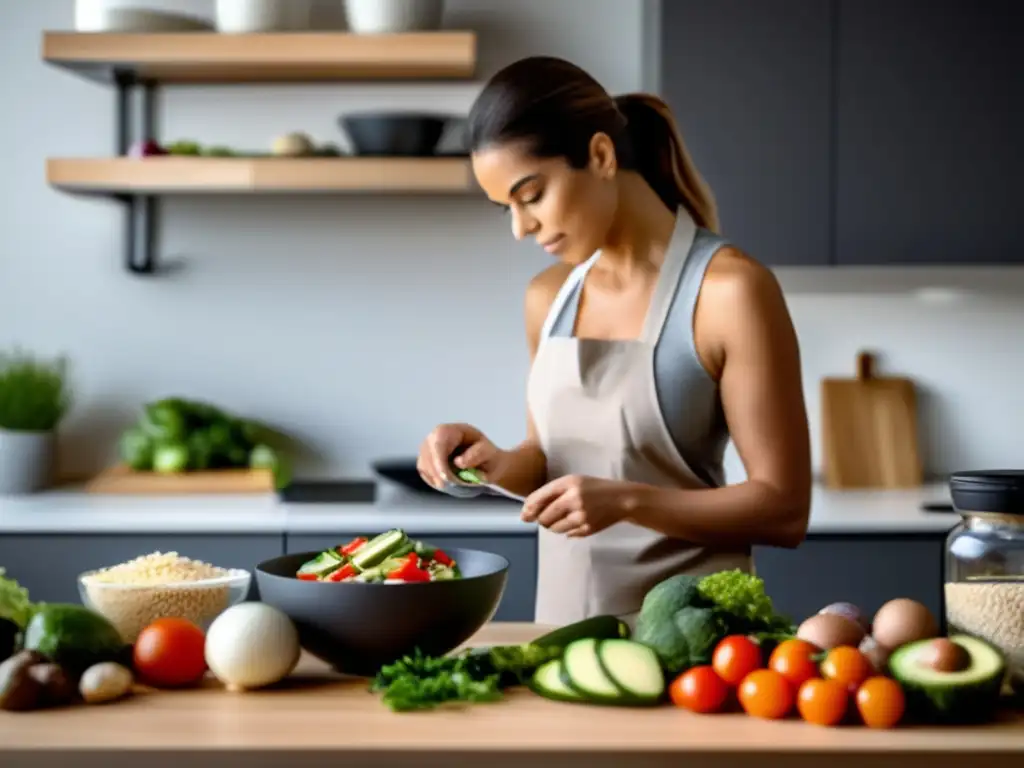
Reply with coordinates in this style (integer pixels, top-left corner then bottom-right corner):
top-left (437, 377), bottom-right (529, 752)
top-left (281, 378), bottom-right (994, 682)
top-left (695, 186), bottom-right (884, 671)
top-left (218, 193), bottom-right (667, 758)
top-left (871, 598), bottom-right (939, 650)
top-left (796, 612), bottom-right (867, 651)
top-left (916, 638), bottom-right (970, 673)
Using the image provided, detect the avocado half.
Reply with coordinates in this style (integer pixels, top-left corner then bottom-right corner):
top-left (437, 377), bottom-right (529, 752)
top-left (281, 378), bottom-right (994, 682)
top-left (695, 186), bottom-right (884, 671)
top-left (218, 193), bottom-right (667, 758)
top-left (888, 634), bottom-right (1007, 724)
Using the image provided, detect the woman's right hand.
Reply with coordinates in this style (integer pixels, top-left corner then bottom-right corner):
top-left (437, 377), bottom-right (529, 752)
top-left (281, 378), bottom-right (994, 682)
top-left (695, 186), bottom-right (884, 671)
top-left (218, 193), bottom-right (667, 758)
top-left (417, 423), bottom-right (507, 489)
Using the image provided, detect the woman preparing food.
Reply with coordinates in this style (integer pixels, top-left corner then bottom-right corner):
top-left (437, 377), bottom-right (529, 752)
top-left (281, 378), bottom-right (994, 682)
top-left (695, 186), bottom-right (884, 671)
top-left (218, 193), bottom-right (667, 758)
top-left (417, 56), bottom-right (812, 627)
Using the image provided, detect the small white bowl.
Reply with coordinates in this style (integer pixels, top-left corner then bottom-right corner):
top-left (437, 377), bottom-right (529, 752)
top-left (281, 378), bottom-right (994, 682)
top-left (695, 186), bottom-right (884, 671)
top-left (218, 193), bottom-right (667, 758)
top-left (78, 568), bottom-right (251, 642)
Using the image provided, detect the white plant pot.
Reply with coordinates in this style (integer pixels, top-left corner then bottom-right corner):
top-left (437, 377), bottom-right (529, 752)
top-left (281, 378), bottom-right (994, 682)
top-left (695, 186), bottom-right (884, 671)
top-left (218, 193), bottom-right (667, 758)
top-left (216, 0), bottom-right (302, 33)
top-left (0, 429), bottom-right (55, 495)
top-left (344, 0), bottom-right (445, 34)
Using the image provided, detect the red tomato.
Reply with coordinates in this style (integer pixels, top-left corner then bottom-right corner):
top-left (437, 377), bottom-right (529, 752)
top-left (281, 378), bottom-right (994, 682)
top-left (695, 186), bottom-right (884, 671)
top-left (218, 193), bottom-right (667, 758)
top-left (133, 617), bottom-right (207, 688)
top-left (669, 666), bottom-right (729, 713)
top-left (797, 678), bottom-right (849, 726)
top-left (712, 635), bottom-right (762, 686)
top-left (768, 638), bottom-right (820, 689)
top-left (821, 646), bottom-right (874, 693)
top-left (737, 669), bottom-right (793, 720)
top-left (855, 677), bottom-right (906, 729)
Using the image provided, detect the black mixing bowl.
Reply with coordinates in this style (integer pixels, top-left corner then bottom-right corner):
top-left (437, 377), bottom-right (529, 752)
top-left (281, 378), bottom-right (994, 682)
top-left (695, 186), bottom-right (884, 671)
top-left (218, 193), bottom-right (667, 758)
top-left (255, 547), bottom-right (509, 676)
top-left (339, 112), bottom-right (457, 157)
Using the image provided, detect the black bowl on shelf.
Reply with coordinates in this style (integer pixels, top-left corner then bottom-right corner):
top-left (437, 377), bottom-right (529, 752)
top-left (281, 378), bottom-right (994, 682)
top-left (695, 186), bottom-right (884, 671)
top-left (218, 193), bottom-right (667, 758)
top-left (254, 548), bottom-right (509, 676)
top-left (338, 112), bottom-right (464, 157)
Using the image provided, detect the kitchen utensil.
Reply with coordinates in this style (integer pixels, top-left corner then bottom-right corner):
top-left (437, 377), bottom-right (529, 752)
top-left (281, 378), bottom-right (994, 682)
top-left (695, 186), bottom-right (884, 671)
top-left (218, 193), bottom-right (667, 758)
top-left (339, 112), bottom-right (454, 157)
top-left (444, 475), bottom-right (527, 504)
top-left (85, 463), bottom-right (274, 494)
top-left (255, 546), bottom-right (508, 676)
top-left (820, 351), bottom-right (923, 489)
top-left (344, 0), bottom-right (445, 34)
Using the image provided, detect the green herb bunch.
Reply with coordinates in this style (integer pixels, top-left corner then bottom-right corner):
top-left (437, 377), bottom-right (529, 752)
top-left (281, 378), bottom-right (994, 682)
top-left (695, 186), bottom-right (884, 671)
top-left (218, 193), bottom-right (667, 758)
top-left (370, 643), bottom-right (563, 712)
top-left (0, 348), bottom-right (71, 432)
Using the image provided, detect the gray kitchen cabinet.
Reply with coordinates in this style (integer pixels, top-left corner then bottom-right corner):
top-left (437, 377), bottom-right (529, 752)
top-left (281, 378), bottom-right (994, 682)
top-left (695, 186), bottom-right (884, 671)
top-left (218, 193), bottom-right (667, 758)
top-left (659, 0), bottom-right (833, 266)
top-left (835, 0), bottom-right (1022, 265)
top-left (0, 534), bottom-right (283, 605)
top-left (287, 533), bottom-right (538, 622)
top-left (753, 535), bottom-right (948, 626)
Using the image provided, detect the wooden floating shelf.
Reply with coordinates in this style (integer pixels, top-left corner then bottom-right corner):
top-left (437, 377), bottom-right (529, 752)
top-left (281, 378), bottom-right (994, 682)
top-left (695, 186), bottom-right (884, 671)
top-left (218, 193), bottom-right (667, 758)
top-left (41, 31), bottom-right (477, 84)
top-left (47, 157), bottom-right (476, 194)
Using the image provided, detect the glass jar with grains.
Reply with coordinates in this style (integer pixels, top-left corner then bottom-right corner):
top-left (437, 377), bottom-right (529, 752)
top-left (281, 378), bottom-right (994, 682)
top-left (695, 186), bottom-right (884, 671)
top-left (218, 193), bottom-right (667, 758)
top-left (945, 469), bottom-right (1024, 699)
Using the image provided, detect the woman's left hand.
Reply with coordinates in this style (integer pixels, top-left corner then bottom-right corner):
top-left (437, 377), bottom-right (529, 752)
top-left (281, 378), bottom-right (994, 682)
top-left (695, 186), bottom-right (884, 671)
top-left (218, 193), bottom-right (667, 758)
top-left (521, 475), bottom-right (637, 537)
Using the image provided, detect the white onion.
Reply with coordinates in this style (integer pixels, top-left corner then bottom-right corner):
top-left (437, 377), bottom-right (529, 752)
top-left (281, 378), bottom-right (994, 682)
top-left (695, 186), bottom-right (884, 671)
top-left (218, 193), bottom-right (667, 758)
top-left (204, 602), bottom-right (301, 692)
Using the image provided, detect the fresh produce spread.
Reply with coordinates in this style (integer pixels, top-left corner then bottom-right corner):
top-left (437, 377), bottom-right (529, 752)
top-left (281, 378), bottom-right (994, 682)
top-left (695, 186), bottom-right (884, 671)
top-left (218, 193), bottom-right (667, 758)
top-left (295, 529), bottom-right (461, 583)
top-left (1, 568), bottom-right (300, 712)
top-left (1, 558), bottom-right (1016, 732)
top-left (369, 569), bottom-right (1015, 728)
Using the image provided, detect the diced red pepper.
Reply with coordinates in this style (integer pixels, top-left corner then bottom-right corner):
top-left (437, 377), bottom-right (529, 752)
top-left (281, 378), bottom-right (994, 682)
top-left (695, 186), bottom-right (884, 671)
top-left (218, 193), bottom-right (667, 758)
top-left (387, 554), bottom-right (431, 582)
top-left (325, 563), bottom-right (357, 582)
top-left (297, 572), bottom-right (319, 581)
top-left (338, 537), bottom-right (368, 556)
top-left (432, 549), bottom-right (453, 567)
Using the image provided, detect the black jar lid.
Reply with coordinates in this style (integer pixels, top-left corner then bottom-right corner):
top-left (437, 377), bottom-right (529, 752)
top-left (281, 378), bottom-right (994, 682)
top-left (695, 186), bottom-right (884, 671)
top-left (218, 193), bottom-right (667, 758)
top-left (949, 470), bottom-right (1024, 515)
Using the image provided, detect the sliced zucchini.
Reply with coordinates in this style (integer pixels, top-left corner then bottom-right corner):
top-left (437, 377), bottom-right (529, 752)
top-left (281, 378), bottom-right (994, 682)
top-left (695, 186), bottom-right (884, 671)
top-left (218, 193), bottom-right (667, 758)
top-left (597, 639), bottom-right (665, 703)
top-left (533, 615), bottom-right (630, 649)
top-left (528, 660), bottom-right (583, 703)
top-left (560, 638), bottom-right (624, 703)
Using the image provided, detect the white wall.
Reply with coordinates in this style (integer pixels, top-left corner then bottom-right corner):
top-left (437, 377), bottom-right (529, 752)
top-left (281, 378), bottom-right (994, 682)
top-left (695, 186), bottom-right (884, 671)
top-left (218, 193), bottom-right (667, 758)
top-left (2, 0), bottom-right (1022, 486)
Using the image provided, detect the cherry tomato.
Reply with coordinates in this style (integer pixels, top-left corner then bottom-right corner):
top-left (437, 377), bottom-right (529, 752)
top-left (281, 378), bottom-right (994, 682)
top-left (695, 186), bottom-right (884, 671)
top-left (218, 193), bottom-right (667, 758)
top-left (797, 678), bottom-right (849, 726)
top-left (133, 617), bottom-right (207, 688)
top-left (737, 669), bottom-right (793, 720)
top-left (768, 638), bottom-right (820, 688)
top-left (855, 677), bottom-right (906, 729)
top-left (712, 635), bottom-right (762, 686)
top-left (670, 666), bottom-right (729, 713)
top-left (820, 646), bottom-right (873, 692)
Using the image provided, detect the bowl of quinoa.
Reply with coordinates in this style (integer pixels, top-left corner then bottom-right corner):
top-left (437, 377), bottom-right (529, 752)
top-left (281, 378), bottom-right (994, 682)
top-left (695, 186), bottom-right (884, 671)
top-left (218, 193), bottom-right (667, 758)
top-left (79, 551), bottom-right (250, 642)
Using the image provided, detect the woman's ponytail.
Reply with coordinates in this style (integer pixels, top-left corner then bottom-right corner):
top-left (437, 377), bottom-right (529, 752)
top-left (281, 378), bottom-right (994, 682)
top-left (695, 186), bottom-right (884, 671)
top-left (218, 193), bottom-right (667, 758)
top-left (613, 93), bottom-right (720, 234)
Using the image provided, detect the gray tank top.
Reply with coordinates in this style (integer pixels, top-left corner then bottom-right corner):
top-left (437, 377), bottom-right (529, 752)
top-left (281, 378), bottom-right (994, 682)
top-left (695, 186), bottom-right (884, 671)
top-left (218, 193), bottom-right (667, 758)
top-left (541, 227), bottom-right (730, 489)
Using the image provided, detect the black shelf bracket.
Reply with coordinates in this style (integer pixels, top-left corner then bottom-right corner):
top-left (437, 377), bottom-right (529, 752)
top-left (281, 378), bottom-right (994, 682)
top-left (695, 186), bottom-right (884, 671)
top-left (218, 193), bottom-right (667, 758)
top-left (115, 72), bottom-right (158, 275)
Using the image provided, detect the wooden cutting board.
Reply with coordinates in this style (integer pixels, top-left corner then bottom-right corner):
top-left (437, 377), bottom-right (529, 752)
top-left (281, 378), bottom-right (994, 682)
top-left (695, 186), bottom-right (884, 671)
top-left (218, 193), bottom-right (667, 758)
top-left (85, 463), bottom-right (274, 494)
top-left (820, 351), bottom-right (923, 489)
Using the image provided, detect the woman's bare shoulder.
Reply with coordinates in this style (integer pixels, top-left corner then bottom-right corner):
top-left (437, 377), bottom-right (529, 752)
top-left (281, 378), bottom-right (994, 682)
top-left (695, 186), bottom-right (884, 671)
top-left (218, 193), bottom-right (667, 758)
top-left (701, 245), bottom-right (786, 312)
top-left (694, 245), bottom-right (794, 375)
top-left (524, 262), bottom-right (576, 351)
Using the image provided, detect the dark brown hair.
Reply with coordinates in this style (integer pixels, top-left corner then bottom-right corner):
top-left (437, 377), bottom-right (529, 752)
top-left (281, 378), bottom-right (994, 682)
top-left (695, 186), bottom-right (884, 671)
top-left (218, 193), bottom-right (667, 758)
top-left (467, 56), bottom-right (720, 233)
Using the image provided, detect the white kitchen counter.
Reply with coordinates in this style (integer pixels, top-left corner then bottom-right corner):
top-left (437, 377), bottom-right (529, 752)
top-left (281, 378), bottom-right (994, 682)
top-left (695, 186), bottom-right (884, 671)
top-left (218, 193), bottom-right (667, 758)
top-left (0, 481), bottom-right (958, 536)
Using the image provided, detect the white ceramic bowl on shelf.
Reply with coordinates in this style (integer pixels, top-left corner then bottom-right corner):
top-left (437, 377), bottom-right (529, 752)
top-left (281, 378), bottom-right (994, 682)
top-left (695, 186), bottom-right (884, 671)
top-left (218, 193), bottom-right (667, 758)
top-left (344, 0), bottom-right (445, 34)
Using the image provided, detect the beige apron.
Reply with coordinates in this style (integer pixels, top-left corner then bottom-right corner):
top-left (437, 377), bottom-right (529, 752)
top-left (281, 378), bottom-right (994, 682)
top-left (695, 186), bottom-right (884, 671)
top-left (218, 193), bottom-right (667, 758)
top-left (526, 209), bottom-right (753, 628)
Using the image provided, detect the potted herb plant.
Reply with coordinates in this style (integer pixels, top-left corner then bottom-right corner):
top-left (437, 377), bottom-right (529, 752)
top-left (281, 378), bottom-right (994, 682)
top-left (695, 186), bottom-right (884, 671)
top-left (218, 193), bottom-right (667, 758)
top-left (0, 349), bottom-right (71, 494)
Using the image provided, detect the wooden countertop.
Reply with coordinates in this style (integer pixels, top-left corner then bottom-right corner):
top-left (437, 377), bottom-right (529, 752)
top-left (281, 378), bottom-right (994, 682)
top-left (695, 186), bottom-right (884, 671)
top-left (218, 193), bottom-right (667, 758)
top-left (1, 623), bottom-right (1021, 768)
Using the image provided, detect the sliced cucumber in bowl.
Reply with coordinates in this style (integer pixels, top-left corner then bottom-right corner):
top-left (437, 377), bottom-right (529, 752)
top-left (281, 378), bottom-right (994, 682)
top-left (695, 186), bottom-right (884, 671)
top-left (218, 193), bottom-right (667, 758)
top-left (529, 638), bottom-right (665, 707)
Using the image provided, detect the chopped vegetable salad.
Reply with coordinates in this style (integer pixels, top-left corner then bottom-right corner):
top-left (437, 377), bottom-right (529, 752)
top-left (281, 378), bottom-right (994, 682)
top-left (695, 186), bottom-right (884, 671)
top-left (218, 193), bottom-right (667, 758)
top-left (295, 529), bottom-right (461, 584)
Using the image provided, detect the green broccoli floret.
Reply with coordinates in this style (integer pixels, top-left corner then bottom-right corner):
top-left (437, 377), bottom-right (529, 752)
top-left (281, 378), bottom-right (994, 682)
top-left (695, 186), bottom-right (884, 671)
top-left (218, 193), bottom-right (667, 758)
top-left (633, 569), bottom-right (792, 676)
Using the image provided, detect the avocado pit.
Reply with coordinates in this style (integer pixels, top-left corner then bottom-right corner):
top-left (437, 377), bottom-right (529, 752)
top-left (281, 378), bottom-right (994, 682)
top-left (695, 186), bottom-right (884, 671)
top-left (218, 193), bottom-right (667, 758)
top-left (916, 637), bottom-right (972, 673)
